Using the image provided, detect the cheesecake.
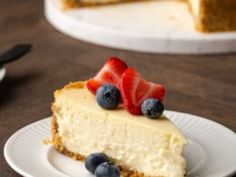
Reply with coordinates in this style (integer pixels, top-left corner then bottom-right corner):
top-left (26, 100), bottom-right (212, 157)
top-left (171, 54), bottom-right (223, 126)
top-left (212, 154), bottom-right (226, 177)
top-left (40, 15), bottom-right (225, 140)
top-left (51, 58), bottom-right (187, 177)
top-left (188, 0), bottom-right (236, 32)
top-left (60, 0), bottom-right (236, 32)
top-left (51, 81), bottom-right (187, 177)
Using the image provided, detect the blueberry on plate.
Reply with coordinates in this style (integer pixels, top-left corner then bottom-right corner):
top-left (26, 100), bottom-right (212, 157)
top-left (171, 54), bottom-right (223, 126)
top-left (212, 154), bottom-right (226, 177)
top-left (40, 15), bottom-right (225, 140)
top-left (141, 98), bottom-right (164, 119)
top-left (96, 84), bottom-right (121, 109)
top-left (95, 162), bottom-right (120, 177)
top-left (85, 152), bottom-right (109, 174)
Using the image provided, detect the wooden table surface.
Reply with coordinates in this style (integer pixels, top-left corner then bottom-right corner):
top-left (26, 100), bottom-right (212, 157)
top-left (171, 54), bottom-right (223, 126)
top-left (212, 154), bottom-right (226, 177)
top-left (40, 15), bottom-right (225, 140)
top-left (0, 0), bottom-right (236, 176)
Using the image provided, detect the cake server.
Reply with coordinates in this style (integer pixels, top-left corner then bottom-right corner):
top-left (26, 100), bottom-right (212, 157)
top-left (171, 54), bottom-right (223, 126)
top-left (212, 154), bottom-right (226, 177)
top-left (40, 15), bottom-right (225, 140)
top-left (0, 44), bottom-right (32, 69)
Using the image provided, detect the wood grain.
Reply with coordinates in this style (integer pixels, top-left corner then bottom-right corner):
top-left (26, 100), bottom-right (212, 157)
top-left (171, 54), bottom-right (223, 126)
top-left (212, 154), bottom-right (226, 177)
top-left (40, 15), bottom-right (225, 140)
top-left (0, 0), bottom-right (235, 176)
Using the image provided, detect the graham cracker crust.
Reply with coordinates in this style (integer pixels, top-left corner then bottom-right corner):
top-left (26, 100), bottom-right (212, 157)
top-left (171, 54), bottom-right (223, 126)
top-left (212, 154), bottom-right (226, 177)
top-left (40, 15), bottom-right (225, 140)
top-left (51, 114), bottom-right (149, 177)
top-left (61, 0), bottom-right (144, 9)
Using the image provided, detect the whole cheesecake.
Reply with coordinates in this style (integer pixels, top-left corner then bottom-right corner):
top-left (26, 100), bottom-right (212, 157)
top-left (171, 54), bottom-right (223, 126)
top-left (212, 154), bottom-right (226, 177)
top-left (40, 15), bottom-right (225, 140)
top-left (51, 81), bottom-right (187, 177)
top-left (60, 0), bottom-right (236, 32)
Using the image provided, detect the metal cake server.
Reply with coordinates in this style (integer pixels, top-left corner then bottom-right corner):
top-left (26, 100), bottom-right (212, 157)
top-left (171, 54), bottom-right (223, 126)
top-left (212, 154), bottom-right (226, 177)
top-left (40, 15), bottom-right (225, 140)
top-left (0, 44), bottom-right (32, 69)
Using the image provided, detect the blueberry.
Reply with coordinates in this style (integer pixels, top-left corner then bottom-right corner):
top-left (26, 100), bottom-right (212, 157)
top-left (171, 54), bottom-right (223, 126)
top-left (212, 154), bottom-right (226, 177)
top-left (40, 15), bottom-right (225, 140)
top-left (141, 98), bottom-right (164, 119)
top-left (95, 162), bottom-right (120, 177)
top-left (85, 153), bottom-right (109, 174)
top-left (96, 84), bottom-right (121, 109)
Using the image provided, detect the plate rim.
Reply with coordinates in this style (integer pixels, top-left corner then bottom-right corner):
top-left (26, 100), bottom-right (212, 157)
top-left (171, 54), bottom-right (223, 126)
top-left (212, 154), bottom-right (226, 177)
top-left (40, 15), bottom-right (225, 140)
top-left (4, 110), bottom-right (236, 177)
top-left (4, 118), bottom-right (49, 177)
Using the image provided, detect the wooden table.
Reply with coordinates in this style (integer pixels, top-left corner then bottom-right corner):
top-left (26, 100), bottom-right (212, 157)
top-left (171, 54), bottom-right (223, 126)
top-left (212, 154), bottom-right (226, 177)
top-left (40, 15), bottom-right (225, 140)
top-left (0, 0), bottom-right (235, 176)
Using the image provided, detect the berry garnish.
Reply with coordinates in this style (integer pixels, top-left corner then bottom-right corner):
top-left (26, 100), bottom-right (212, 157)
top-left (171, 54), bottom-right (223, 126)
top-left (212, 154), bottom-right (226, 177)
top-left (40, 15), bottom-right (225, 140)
top-left (86, 57), bottom-right (128, 95)
top-left (95, 162), bottom-right (120, 177)
top-left (96, 84), bottom-right (121, 109)
top-left (85, 153), bottom-right (109, 174)
top-left (141, 98), bottom-right (164, 118)
top-left (120, 68), bottom-right (165, 115)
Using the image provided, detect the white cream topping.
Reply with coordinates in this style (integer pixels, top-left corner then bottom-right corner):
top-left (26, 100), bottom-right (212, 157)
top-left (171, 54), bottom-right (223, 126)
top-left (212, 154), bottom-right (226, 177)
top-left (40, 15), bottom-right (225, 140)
top-left (54, 85), bottom-right (187, 177)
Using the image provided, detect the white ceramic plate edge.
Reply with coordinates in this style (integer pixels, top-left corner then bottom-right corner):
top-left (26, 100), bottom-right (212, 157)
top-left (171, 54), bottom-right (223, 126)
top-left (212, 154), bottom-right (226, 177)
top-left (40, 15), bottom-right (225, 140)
top-left (4, 118), bottom-right (68, 177)
top-left (4, 111), bottom-right (236, 177)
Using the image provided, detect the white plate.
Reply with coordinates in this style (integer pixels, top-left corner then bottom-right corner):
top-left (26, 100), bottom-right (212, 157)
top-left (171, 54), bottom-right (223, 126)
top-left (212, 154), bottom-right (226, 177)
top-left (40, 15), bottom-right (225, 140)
top-left (45, 0), bottom-right (236, 54)
top-left (4, 111), bottom-right (236, 177)
top-left (0, 67), bottom-right (6, 82)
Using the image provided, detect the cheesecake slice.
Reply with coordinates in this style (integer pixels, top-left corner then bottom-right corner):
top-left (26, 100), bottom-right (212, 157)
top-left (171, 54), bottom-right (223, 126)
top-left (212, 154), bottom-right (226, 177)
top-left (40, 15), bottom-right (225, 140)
top-left (51, 81), bottom-right (187, 177)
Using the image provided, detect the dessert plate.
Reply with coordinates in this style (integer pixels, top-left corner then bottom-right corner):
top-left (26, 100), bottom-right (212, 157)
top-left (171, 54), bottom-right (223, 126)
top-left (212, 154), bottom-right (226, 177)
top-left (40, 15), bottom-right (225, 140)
top-left (0, 67), bottom-right (6, 82)
top-left (4, 111), bottom-right (236, 177)
top-left (45, 0), bottom-right (236, 54)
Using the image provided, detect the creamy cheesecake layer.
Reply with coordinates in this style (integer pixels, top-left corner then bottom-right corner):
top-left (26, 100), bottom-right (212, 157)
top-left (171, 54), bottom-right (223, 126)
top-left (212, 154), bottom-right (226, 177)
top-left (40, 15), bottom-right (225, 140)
top-left (52, 82), bottom-right (187, 177)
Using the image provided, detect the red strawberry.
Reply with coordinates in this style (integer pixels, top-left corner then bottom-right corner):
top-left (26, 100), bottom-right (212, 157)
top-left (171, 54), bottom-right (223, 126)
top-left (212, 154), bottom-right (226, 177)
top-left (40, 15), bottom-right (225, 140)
top-left (86, 57), bottom-right (128, 94)
top-left (120, 68), bottom-right (165, 115)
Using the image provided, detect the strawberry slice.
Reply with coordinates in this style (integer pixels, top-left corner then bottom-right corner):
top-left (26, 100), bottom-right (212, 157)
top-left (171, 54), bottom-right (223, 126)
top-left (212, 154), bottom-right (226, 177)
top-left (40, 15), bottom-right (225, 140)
top-left (86, 57), bottom-right (128, 94)
top-left (120, 68), bottom-right (165, 115)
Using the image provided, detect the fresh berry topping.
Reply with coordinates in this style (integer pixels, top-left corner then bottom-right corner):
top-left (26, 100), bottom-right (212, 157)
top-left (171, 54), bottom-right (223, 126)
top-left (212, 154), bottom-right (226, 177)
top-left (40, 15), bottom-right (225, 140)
top-left (86, 57), bottom-right (128, 94)
top-left (95, 162), bottom-right (120, 177)
top-left (141, 98), bottom-right (164, 118)
top-left (120, 68), bottom-right (165, 115)
top-left (96, 84), bottom-right (121, 109)
top-left (85, 153), bottom-right (109, 174)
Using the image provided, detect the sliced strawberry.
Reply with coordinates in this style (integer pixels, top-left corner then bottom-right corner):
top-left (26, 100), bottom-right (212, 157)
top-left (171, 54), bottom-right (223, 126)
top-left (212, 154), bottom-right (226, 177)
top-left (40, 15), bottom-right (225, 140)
top-left (120, 68), bottom-right (165, 115)
top-left (86, 57), bottom-right (128, 94)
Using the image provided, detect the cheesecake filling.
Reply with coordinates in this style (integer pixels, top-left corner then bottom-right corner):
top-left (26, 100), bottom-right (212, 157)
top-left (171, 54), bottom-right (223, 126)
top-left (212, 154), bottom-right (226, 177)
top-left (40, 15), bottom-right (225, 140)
top-left (54, 90), bottom-right (186, 177)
